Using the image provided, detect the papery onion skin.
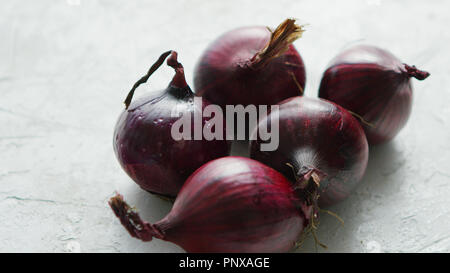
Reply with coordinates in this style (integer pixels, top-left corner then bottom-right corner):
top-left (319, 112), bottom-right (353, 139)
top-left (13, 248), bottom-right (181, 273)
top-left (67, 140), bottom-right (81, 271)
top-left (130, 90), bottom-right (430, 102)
top-left (318, 45), bottom-right (430, 145)
top-left (194, 19), bottom-right (306, 111)
top-left (250, 97), bottom-right (368, 207)
top-left (109, 157), bottom-right (317, 253)
top-left (114, 51), bottom-right (230, 198)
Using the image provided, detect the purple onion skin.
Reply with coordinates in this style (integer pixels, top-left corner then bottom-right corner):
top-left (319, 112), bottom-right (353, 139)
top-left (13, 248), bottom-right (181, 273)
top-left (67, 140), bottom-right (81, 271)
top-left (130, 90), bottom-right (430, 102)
top-left (114, 52), bottom-right (230, 197)
top-left (318, 45), bottom-right (430, 145)
top-left (250, 97), bottom-right (368, 207)
top-left (193, 25), bottom-right (306, 110)
top-left (109, 157), bottom-right (315, 253)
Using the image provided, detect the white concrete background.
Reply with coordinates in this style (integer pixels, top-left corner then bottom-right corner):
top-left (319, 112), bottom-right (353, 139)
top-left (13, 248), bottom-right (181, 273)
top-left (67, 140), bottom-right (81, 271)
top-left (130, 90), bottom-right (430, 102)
top-left (0, 0), bottom-right (448, 253)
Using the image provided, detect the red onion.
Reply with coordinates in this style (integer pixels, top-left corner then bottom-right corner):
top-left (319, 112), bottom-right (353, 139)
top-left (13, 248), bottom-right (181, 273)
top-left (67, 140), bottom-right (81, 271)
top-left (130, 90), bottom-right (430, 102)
top-left (194, 19), bottom-right (306, 112)
top-left (114, 51), bottom-right (230, 198)
top-left (318, 45), bottom-right (430, 145)
top-left (109, 156), bottom-right (321, 253)
top-left (250, 97), bottom-right (368, 207)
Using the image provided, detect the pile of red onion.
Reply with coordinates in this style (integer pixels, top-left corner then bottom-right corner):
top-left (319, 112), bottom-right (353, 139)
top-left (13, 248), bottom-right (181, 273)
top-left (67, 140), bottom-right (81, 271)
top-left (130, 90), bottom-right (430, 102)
top-left (109, 19), bottom-right (429, 252)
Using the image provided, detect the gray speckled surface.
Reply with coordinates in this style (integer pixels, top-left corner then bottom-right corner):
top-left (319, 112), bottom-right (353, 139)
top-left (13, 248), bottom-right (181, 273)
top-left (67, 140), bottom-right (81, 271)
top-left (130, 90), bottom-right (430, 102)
top-left (0, 0), bottom-right (448, 253)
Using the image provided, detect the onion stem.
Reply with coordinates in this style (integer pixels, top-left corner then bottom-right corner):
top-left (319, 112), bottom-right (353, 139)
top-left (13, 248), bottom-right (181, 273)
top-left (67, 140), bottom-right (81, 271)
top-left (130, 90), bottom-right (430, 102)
top-left (109, 194), bottom-right (164, 241)
top-left (404, 64), bottom-right (430, 80)
top-left (251, 19), bottom-right (305, 68)
top-left (124, 50), bottom-right (172, 109)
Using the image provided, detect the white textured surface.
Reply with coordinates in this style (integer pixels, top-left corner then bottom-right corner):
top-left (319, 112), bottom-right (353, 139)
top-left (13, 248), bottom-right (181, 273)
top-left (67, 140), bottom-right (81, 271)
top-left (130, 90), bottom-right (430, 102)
top-left (0, 0), bottom-right (448, 253)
